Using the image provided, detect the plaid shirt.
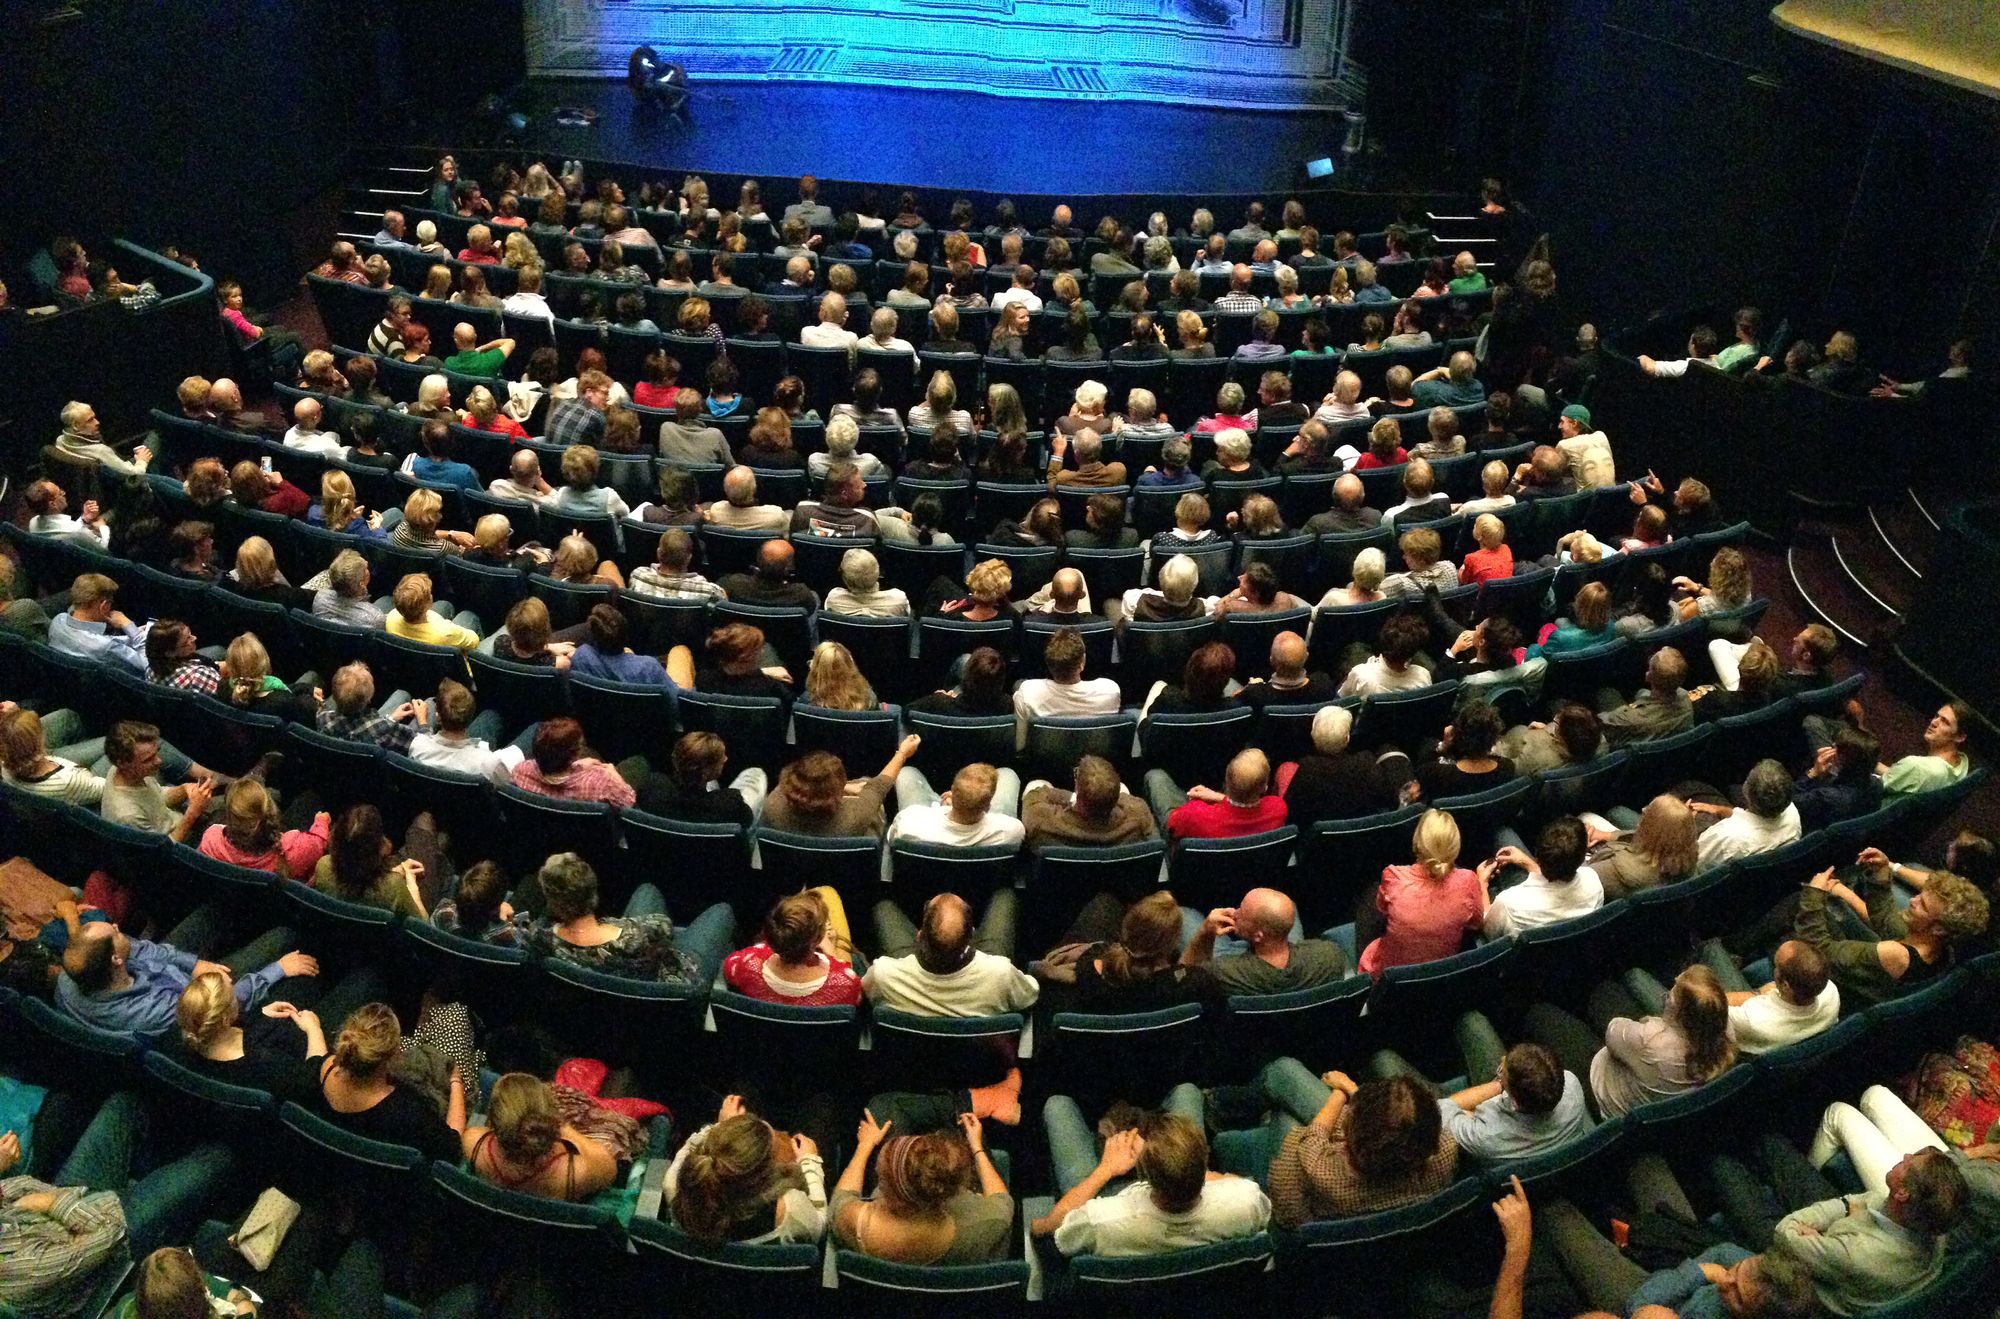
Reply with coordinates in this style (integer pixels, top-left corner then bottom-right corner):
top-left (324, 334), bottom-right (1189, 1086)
top-left (544, 399), bottom-right (606, 448)
top-left (0, 1179), bottom-right (128, 1317)
top-left (316, 703), bottom-right (418, 755)
top-left (160, 658), bottom-right (222, 697)
top-left (629, 566), bottom-right (726, 602)
top-left (1213, 291), bottom-right (1263, 314)
top-left (509, 758), bottom-right (636, 808)
top-left (1268, 1110), bottom-right (1459, 1226)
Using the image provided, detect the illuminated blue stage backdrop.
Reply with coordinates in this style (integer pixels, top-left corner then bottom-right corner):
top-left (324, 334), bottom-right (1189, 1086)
top-left (525, 0), bottom-right (1363, 109)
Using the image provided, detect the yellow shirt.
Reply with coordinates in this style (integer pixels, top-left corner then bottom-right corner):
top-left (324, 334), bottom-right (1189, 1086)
top-left (387, 610), bottom-right (479, 652)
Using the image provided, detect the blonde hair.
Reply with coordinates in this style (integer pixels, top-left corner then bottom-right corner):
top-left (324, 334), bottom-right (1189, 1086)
top-left (1351, 547), bottom-right (1387, 593)
top-left (1668, 965), bottom-right (1737, 1081)
top-left (332, 1002), bottom-right (401, 1078)
top-left (176, 971), bottom-right (237, 1051)
top-left (226, 633), bottom-right (273, 708)
top-left (805, 642), bottom-right (872, 711)
top-left (965, 559), bottom-right (1012, 603)
top-left (221, 778), bottom-right (283, 859)
top-left (403, 487), bottom-right (444, 533)
top-left (1708, 548), bottom-right (1751, 608)
top-left (1629, 795), bottom-right (1699, 882)
top-left (320, 470), bottom-right (359, 530)
top-left (233, 536), bottom-right (281, 588)
top-left (1473, 514), bottom-right (1503, 549)
top-left (1412, 809), bottom-right (1462, 880)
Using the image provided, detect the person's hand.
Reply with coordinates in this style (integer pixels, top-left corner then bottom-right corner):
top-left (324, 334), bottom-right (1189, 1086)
top-left (856, 1109), bottom-right (892, 1151)
top-left (1051, 433), bottom-right (1068, 457)
top-left (184, 777), bottom-right (216, 814)
top-left (399, 858), bottom-right (426, 882)
top-left (1857, 846), bottom-right (1891, 869)
top-left (1203, 907), bottom-right (1238, 938)
top-left (261, 1000), bottom-right (299, 1019)
top-left (1492, 1175), bottom-right (1531, 1256)
top-left (0, 1131), bottom-right (20, 1176)
top-left (1449, 628), bottom-right (1477, 655)
top-left (80, 499), bottom-right (101, 524)
top-left (1186, 784), bottom-right (1225, 804)
top-left (1671, 574), bottom-right (1696, 592)
top-left (1143, 465), bottom-right (1159, 476)
top-left (498, 901), bottom-right (515, 922)
top-left (391, 702), bottom-right (417, 722)
top-left (276, 950), bottom-right (320, 978)
top-left (134, 445), bottom-right (154, 465)
top-left (1493, 845), bottom-right (1533, 869)
top-left (1628, 480), bottom-right (1648, 506)
top-left (1806, 868), bottom-right (1839, 893)
top-left (897, 734), bottom-right (921, 759)
top-left (956, 1111), bottom-right (986, 1152)
top-left (1809, 744), bottom-right (1838, 778)
top-left (1584, 822), bottom-right (1617, 847)
top-left (1321, 1070), bottom-right (1359, 1096)
top-left (191, 959), bottom-right (232, 981)
top-left (719, 1094), bottom-right (747, 1122)
top-left (291, 1008), bottom-right (320, 1035)
top-left (311, 687), bottom-right (325, 703)
top-left (1689, 684), bottom-right (1716, 701)
top-left (1099, 1128), bottom-right (1144, 1178)
top-left (54, 896), bottom-right (80, 924)
top-left (9, 1191), bottom-right (56, 1215)
top-left (1698, 1260), bottom-right (1730, 1284)
top-left (1475, 858), bottom-right (1499, 887)
top-left (107, 609), bottom-right (135, 631)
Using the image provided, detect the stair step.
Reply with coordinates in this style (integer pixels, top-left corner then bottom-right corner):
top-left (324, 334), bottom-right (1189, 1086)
top-left (1830, 526), bottom-right (1911, 618)
top-left (1786, 539), bottom-right (1892, 652)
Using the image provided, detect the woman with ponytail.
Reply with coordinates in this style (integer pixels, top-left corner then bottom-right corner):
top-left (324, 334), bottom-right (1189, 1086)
top-left (665, 1096), bottom-right (826, 1243)
top-left (170, 970), bottom-right (324, 1102)
top-left (721, 889), bottom-right (862, 1007)
top-left (220, 633), bottom-right (320, 723)
top-left (461, 1073), bottom-right (618, 1201)
top-left (1357, 809), bottom-right (1489, 977)
top-left (312, 1002), bottom-right (465, 1162)
top-left (1034, 889), bottom-right (1219, 1013)
top-left (197, 779), bottom-right (330, 878)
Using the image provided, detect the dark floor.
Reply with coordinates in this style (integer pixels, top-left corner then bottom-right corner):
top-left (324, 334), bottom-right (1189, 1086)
top-left (424, 77), bottom-right (1405, 198)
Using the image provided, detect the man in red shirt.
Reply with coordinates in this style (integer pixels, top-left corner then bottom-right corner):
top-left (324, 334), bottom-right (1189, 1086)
top-left (457, 224), bottom-right (501, 265)
top-left (1146, 748), bottom-right (1288, 840)
top-left (311, 241), bottom-right (368, 284)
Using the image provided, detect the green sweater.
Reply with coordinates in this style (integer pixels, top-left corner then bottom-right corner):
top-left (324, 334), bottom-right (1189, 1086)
top-left (1794, 878), bottom-right (1910, 1008)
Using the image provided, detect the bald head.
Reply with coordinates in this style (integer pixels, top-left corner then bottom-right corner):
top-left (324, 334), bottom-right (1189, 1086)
top-left (1270, 631), bottom-right (1307, 678)
top-left (1050, 567), bottom-right (1085, 612)
top-left (757, 539), bottom-right (795, 579)
top-left (786, 255), bottom-right (812, 285)
top-left (208, 378), bottom-right (243, 411)
top-left (1230, 264), bottom-right (1253, 292)
top-left (1252, 239), bottom-right (1277, 264)
top-left (917, 892), bottom-right (974, 972)
top-left (1335, 473), bottom-right (1364, 509)
top-left (453, 323), bottom-right (477, 350)
top-left (1224, 748), bottom-right (1270, 805)
top-left (1235, 888), bottom-right (1296, 946)
top-left (293, 398), bottom-right (322, 428)
top-left (722, 466), bottom-right (759, 505)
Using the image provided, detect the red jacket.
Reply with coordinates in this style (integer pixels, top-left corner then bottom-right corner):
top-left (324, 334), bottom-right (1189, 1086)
top-left (1165, 794), bottom-right (1288, 841)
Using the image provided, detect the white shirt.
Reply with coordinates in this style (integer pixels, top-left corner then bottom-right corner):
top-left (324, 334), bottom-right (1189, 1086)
top-left (1014, 677), bottom-right (1123, 721)
top-left (864, 335), bottom-right (917, 359)
top-left (887, 805), bottom-right (1026, 850)
top-left (487, 477), bottom-right (553, 504)
top-left (1338, 658), bottom-right (1433, 698)
top-left (502, 290), bottom-right (556, 327)
top-left (407, 732), bottom-right (526, 787)
top-left (284, 426), bottom-right (348, 457)
top-left (1695, 804), bottom-right (1803, 871)
top-left (1729, 981), bottom-right (1840, 1055)
top-left (1053, 1178), bottom-right (1272, 1258)
top-left (1649, 358), bottom-right (1694, 378)
top-left (862, 950), bottom-right (1040, 1017)
top-left (993, 287), bottom-right (1043, 314)
top-left (28, 513), bottom-right (110, 547)
top-left (824, 585), bottom-right (910, 617)
top-left (800, 323), bottom-right (859, 356)
top-left (1483, 865), bottom-right (1607, 939)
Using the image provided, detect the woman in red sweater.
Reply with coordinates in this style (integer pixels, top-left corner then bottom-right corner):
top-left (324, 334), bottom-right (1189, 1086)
top-left (722, 889), bottom-right (862, 1007)
top-left (1459, 513), bottom-right (1515, 585)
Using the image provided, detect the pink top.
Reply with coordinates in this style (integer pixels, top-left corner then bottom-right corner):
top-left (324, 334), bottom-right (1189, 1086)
top-left (1164, 794), bottom-right (1288, 841)
top-left (1358, 864), bottom-right (1485, 977)
top-left (722, 944), bottom-right (863, 1007)
top-left (510, 759), bottom-right (636, 808)
top-left (1460, 545), bottom-right (1515, 586)
top-left (222, 306), bottom-right (262, 339)
top-left (198, 816), bottom-right (331, 878)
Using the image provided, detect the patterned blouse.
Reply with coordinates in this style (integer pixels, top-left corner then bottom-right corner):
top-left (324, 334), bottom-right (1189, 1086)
top-left (1267, 1107), bottom-right (1459, 1227)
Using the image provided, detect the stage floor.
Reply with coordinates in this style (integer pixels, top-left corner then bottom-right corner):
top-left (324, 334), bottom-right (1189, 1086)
top-left (456, 77), bottom-right (1398, 198)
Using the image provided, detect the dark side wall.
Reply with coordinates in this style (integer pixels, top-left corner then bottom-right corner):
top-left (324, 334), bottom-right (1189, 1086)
top-left (1509, 0), bottom-right (2000, 374)
top-left (0, 0), bottom-right (384, 303)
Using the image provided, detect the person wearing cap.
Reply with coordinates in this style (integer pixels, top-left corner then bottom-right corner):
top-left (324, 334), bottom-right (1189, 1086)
top-left (1554, 404), bottom-right (1615, 489)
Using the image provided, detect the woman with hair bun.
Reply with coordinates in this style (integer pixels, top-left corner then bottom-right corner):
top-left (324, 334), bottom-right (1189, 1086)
top-left (830, 1109), bottom-right (1014, 1263)
top-left (311, 1001), bottom-right (465, 1162)
top-left (460, 1072), bottom-right (619, 1201)
top-left (666, 1095), bottom-right (828, 1243)
top-left (722, 889), bottom-right (862, 1007)
top-left (197, 779), bottom-right (330, 878)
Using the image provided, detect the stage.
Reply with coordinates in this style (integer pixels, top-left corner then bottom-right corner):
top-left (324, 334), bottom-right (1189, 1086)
top-left (434, 76), bottom-right (1446, 204)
